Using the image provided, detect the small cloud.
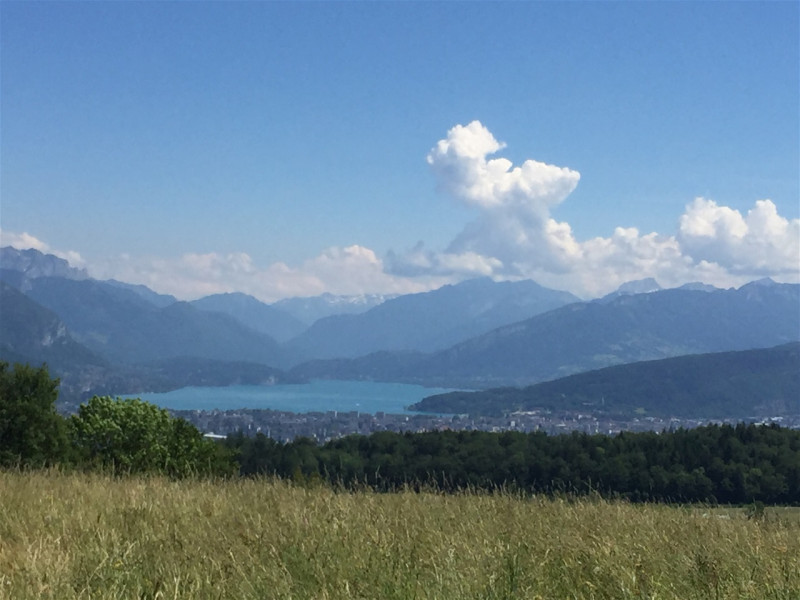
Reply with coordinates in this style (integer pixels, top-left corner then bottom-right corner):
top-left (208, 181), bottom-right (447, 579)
top-left (386, 242), bottom-right (502, 278)
top-left (427, 120), bottom-right (580, 212)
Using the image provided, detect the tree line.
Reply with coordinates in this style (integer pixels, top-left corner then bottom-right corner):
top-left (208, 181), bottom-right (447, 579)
top-left (3, 362), bottom-right (800, 504)
top-left (224, 424), bottom-right (800, 504)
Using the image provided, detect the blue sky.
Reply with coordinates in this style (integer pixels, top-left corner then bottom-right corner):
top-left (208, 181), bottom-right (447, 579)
top-left (1, 1), bottom-right (798, 300)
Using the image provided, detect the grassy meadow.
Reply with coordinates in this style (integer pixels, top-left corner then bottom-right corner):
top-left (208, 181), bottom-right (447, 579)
top-left (0, 471), bottom-right (798, 599)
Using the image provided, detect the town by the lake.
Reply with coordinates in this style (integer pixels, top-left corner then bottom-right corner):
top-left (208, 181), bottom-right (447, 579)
top-left (174, 406), bottom-right (800, 444)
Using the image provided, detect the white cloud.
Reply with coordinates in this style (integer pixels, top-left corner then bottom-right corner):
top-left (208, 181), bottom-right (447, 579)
top-left (427, 121), bottom-right (580, 213)
top-left (0, 227), bottom-right (444, 302)
top-left (678, 198), bottom-right (800, 276)
top-left (89, 245), bottom-right (439, 303)
top-left (387, 121), bottom-right (800, 296)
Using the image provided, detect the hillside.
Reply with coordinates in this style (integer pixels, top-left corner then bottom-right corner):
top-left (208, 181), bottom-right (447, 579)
top-left (411, 343), bottom-right (800, 418)
top-left (0, 282), bottom-right (302, 404)
top-left (0, 281), bottom-right (105, 371)
top-left (420, 280), bottom-right (800, 386)
top-left (0, 282), bottom-right (154, 405)
top-left (16, 276), bottom-right (296, 367)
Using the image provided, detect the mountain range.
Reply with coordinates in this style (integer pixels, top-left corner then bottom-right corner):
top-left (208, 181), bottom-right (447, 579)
top-left (286, 277), bottom-right (581, 359)
top-left (1, 246), bottom-right (799, 414)
top-left (291, 279), bottom-right (800, 388)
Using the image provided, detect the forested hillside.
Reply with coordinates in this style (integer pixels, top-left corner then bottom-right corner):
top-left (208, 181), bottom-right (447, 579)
top-left (412, 343), bottom-right (800, 418)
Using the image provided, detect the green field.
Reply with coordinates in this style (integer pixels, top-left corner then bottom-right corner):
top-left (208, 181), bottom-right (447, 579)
top-left (1, 471), bottom-right (798, 599)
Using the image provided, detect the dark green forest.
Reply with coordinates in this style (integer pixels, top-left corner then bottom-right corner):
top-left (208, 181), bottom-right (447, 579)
top-left (3, 362), bottom-right (800, 505)
top-left (224, 425), bottom-right (800, 505)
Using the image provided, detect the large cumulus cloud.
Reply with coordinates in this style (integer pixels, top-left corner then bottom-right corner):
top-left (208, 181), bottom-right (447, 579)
top-left (389, 121), bottom-right (799, 296)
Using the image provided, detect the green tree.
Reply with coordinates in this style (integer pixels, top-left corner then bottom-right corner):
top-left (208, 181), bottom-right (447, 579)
top-left (70, 395), bottom-right (233, 477)
top-left (0, 362), bottom-right (68, 467)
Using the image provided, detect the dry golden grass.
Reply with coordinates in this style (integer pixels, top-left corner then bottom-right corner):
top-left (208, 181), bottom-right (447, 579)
top-left (0, 470), bottom-right (798, 599)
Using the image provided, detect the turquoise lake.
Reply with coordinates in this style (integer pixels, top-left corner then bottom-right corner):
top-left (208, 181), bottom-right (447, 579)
top-left (136, 380), bottom-right (457, 414)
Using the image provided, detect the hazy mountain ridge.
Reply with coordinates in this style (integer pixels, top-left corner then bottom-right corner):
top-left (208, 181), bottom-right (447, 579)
top-left (0, 246), bottom-right (389, 338)
top-left (411, 343), bottom-right (800, 418)
top-left (3, 247), bottom-right (799, 407)
top-left (423, 281), bottom-right (799, 385)
top-left (0, 281), bottom-right (105, 372)
top-left (0, 272), bottom-right (296, 368)
top-left (0, 283), bottom-right (302, 405)
top-left (273, 292), bottom-right (395, 325)
top-left (0, 247), bottom-right (89, 284)
top-left (0, 282), bottom-right (159, 405)
top-left (293, 281), bottom-right (800, 388)
top-left (190, 292), bottom-right (306, 342)
top-left (104, 279), bottom-right (178, 308)
top-left (287, 277), bottom-right (581, 359)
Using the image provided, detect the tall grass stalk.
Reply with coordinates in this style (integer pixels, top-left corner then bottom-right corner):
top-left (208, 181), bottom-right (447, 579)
top-left (0, 470), bottom-right (798, 599)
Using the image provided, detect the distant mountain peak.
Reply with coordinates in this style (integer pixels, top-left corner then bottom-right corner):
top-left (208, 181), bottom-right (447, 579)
top-left (0, 246), bottom-right (88, 281)
top-left (678, 282), bottom-right (719, 292)
top-left (745, 277), bottom-right (778, 287)
top-left (273, 292), bottom-right (394, 325)
top-left (615, 278), bottom-right (662, 295)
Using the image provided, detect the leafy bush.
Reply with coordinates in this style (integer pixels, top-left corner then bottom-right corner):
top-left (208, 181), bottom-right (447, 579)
top-left (70, 395), bottom-right (235, 477)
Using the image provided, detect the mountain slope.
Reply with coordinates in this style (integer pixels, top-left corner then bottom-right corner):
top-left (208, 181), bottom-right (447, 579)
top-left (287, 277), bottom-right (580, 359)
top-left (190, 292), bottom-right (306, 342)
top-left (411, 343), bottom-right (800, 419)
top-left (0, 282), bottom-right (302, 404)
top-left (0, 281), bottom-right (105, 371)
top-left (0, 282), bottom-right (136, 405)
top-left (19, 277), bottom-right (295, 367)
top-left (104, 279), bottom-right (177, 308)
